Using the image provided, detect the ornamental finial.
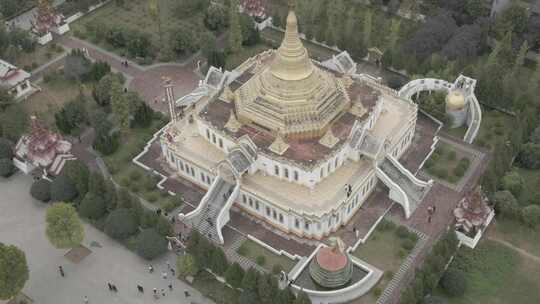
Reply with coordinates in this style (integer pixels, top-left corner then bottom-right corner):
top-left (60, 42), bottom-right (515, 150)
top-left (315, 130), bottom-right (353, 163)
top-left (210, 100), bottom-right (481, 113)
top-left (288, 0), bottom-right (296, 9)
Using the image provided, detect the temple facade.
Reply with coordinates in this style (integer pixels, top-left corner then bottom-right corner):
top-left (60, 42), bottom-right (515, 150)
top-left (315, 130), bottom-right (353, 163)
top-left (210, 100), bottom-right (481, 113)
top-left (162, 5), bottom-right (432, 244)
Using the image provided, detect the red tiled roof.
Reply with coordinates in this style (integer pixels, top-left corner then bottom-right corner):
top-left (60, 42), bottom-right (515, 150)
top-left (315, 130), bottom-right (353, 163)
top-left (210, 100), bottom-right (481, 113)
top-left (315, 247), bottom-right (348, 272)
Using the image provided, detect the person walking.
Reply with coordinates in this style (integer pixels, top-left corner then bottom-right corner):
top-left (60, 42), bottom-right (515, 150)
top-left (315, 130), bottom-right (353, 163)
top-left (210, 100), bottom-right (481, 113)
top-left (162, 271), bottom-right (168, 279)
top-left (107, 283), bottom-right (113, 291)
top-left (153, 288), bottom-right (157, 295)
top-left (161, 288), bottom-right (166, 297)
top-left (168, 283), bottom-right (173, 291)
top-left (137, 285), bottom-right (144, 293)
top-left (149, 265), bottom-right (154, 273)
top-left (83, 296), bottom-right (89, 304)
top-left (58, 266), bottom-right (65, 277)
top-left (184, 290), bottom-right (190, 298)
top-left (166, 260), bottom-right (171, 269)
top-left (112, 284), bottom-right (118, 292)
top-left (170, 268), bottom-right (175, 276)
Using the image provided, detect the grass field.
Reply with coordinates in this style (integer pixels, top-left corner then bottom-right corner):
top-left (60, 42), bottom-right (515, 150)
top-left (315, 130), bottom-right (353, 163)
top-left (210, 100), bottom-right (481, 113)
top-left (436, 240), bottom-right (540, 304)
top-left (237, 239), bottom-right (296, 273)
top-left (351, 221), bottom-right (417, 304)
top-left (487, 218), bottom-right (540, 258)
top-left (20, 77), bottom-right (92, 127)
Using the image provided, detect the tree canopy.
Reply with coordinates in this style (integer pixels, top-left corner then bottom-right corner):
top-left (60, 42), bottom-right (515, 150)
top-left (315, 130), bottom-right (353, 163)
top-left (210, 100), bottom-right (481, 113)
top-left (0, 243), bottom-right (29, 300)
top-left (46, 203), bottom-right (85, 249)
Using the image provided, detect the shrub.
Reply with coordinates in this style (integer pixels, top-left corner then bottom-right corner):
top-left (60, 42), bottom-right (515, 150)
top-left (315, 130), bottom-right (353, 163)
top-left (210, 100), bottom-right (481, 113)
top-left (0, 158), bottom-right (14, 177)
top-left (79, 192), bottom-right (107, 220)
top-left (209, 247), bottom-right (229, 275)
top-left (431, 151), bottom-right (441, 162)
top-left (50, 174), bottom-right (78, 202)
top-left (146, 192), bottom-right (158, 202)
top-left (272, 264), bottom-right (284, 275)
top-left (177, 253), bottom-right (199, 277)
top-left (0, 138), bottom-right (13, 159)
top-left (522, 205), bottom-right (540, 228)
top-left (237, 242), bottom-right (248, 256)
top-left (402, 238), bottom-right (416, 251)
top-left (30, 179), bottom-right (52, 202)
top-left (440, 268), bottom-right (467, 297)
top-left (501, 170), bottom-right (524, 197)
top-left (136, 228), bottom-right (167, 260)
top-left (225, 262), bottom-right (245, 287)
top-left (492, 190), bottom-right (520, 219)
top-left (373, 287), bottom-right (382, 297)
top-left (155, 217), bottom-right (172, 237)
top-left (395, 226), bottom-right (410, 239)
top-left (104, 208), bottom-right (139, 240)
top-left (378, 219), bottom-right (396, 231)
top-left (255, 255), bottom-right (266, 266)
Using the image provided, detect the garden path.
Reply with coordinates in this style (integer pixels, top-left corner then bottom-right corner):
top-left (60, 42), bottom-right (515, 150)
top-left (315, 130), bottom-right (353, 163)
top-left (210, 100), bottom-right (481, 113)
top-left (487, 236), bottom-right (540, 264)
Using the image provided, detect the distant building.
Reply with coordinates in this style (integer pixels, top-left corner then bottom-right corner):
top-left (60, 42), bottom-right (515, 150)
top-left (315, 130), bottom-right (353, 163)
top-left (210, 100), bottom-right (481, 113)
top-left (0, 59), bottom-right (34, 100)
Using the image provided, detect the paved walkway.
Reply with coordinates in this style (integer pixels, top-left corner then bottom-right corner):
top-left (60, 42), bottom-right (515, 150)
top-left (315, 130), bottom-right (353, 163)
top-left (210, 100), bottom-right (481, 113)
top-left (0, 173), bottom-right (213, 304)
top-left (487, 236), bottom-right (540, 264)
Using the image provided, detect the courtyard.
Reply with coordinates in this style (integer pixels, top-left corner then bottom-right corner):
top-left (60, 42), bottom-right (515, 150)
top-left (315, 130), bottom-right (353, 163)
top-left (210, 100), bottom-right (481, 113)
top-left (0, 173), bottom-right (212, 304)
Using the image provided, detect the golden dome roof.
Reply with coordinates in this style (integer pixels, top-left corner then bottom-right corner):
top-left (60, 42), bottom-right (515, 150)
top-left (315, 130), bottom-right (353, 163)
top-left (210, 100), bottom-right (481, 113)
top-left (446, 90), bottom-right (467, 110)
top-left (234, 5), bottom-right (349, 140)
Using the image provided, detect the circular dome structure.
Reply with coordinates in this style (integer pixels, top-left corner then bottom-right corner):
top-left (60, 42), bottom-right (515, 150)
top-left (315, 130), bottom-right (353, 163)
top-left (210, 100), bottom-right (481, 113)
top-left (309, 237), bottom-right (353, 288)
top-left (446, 90), bottom-right (467, 111)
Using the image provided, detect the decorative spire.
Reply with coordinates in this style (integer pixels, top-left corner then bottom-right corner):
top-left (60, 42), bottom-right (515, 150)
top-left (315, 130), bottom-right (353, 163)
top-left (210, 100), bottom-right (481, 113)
top-left (288, 0), bottom-right (296, 9)
top-left (268, 0), bottom-right (313, 81)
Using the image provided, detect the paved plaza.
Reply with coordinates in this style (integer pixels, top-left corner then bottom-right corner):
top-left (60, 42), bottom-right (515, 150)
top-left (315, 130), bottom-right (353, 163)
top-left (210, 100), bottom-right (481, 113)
top-left (0, 173), bottom-right (212, 304)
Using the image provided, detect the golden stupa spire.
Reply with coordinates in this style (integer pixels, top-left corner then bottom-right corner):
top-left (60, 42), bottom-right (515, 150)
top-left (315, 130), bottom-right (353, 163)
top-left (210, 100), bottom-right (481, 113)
top-left (269, 0), bottom-right (313, 81)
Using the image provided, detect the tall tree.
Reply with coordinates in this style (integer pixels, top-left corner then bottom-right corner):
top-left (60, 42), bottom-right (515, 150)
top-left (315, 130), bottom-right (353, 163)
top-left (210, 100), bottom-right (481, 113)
top-left (147, 0), bottom-right (163, 48)
top-left (513, 40), bottom-right (529, 75)
top-left (0, 243), bottom-right (29, 300)
top-left (363, 9), bottom-right (373, 47)
top-left (45, 203), bottom-right (85, 249)
top-left (110, 80), bottom-right (131, 133)
top-left (227, 0), bottom-right (243, 53)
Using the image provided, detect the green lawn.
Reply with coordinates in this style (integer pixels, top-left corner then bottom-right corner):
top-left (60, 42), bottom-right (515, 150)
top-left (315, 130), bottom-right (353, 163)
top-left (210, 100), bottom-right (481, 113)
top-left (237, 239), bottom-right (297, 273)
top-left (436, 240), bottom-right (540, 304)
top-left (351, 220), bottom-right (417, 304)
top-left (488, 218), bottom-right (540, 258)
top-left (424, 142), bottom-right (471, 184)
top-left (14, 42), bottom-right (65, 72)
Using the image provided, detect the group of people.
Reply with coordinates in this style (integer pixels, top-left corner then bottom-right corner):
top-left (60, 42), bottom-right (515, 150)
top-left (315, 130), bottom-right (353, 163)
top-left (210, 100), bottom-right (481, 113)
top-left (427, 204), bottom-right (437, 223)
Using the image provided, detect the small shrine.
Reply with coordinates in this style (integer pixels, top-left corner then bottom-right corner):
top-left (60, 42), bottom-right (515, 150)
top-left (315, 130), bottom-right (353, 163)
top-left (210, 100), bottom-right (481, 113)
top-left (240, 0), bottom-right (267, 19)
top-left (31, 0), bottom-right (70, 45)
top-left (309, 237), bottom-right (353, 288)
top-left (453, 187), bottom-right (495, 248)
top-left (14, 116), bottom-right (75, 177)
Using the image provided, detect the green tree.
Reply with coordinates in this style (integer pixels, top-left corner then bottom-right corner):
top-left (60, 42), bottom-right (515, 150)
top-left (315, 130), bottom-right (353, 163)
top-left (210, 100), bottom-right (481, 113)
top-left (30, 179), bottom-right (52, 202)
top-left (493, 4), bottom-right (528, 38)
top-left (62, 160), bottom-right (90, 198)
top-left (440, 268), bottom-right (467, 297)
top-left (155, 216), bottom-right (172, 237)
top-left (0, 88), bottom-right (14, 111)
top-left (92, 74), bottom-right (119, 107)
top-left (204, 3), bottom-right (228, 31)
top-left (362, 9), bottom-right (373, 47)
top-left (0, 158), bottom-right (13, 177)
top-left (512, 40), bottom-right (528, 76)
top-left (0, 138), bottom-right (12, 159)
top-left (79, 192), bottom-right (107, 220)
top-left (132, 95), bottom-right (154, 128)
top-left (104, 208), bottom-right (139, 240)
top-left (227, 0), bottom-right (243, 53)
top-left (136, 228), bottom-right (167, 260)
top-left (501, 170), bottom-right (524, 196)
top-left (110, 80), bottom-right (131, 132)
top-left (465, 0), bottom-right (486, 19)
top-left (492, 190), bottom-right (520, 219)
top-left (239, 290), bottom-right (259, 304)
top-left (522, 205), bottom-right (540, 227)
top-left (224, 262), bottom-right (244, 287)
top-left (241, 267), bottom-right (260, 292)
top-left (46, 203), bottom-right (84, 249)
top-left (210, 247), bottom-right (229, 275)
top-left (0, 104), bottom-right (28, 141)
top-left (177, 253), bottom-right (199, 277)
top-left (387, 19), bottom-right (401, 50)
top-left (50, 174), bottom-right (78, 203)
top-left (518, 143), bottom-right (540, 169)
top-left (147, 0), bottom-right (163, 48)
top-left (0, 243), bottom-right (29, 300)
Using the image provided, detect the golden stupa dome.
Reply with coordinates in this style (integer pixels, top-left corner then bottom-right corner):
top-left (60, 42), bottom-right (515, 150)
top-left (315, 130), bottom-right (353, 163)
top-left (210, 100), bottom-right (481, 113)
top-left (446, 90), bottom-right (467, 111)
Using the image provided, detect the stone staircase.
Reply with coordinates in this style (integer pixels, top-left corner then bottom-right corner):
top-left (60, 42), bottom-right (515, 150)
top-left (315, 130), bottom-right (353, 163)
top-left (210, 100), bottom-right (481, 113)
top-left (376, 228), bottom-right (428, 304)
top-left (192, 177), bottom-right (236, 244)
top-left (224, 233), bottom-right (267, 273)
top-left (379, 156), bottom-right (431, 212)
